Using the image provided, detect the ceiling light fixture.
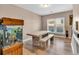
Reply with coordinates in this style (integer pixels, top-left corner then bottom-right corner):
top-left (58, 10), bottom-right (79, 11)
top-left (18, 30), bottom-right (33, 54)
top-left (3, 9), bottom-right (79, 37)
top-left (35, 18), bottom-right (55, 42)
top-left (40, 4), bottom-right (49, 8)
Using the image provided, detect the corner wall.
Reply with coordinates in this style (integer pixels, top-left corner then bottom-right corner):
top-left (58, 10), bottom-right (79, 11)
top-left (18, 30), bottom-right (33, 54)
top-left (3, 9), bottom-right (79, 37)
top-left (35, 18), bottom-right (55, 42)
top-left (41, 11), bottom-right (73, 37)
top-left (0, 4), bottom-right (41, 40)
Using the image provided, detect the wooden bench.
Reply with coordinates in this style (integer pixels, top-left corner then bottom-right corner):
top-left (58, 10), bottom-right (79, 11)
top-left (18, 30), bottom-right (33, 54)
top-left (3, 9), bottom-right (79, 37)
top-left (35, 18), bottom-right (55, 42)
top-left (39, 34), bottom-right (54, 49)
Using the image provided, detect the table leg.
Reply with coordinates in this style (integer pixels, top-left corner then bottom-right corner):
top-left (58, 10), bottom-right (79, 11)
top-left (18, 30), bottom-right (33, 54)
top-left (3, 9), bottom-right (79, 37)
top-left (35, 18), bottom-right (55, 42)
top-left (50, 36), bottom-right (54, 44)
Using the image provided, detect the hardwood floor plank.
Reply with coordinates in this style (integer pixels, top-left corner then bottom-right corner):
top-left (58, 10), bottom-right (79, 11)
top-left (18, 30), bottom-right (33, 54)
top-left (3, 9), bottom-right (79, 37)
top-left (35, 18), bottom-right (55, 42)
top-left (23, 37), bottom-right (73, 55)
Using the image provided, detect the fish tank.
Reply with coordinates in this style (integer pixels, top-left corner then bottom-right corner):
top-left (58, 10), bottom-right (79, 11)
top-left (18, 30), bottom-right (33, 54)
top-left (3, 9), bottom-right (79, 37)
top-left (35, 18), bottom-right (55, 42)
top-left (0, 24), bottom-right (23, 48)
top-left (0, 25), bottom-right (5, 48)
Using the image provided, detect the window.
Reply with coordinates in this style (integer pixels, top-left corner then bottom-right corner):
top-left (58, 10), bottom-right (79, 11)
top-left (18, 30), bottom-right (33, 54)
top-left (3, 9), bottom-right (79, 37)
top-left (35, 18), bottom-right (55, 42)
top-left (47, 17), bottom-right (65, 35)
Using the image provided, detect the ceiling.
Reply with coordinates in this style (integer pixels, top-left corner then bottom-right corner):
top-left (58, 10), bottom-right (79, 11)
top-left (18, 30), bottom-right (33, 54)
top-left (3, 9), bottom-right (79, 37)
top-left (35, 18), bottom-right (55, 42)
top-left (15, 4), bottom-right (73, 16)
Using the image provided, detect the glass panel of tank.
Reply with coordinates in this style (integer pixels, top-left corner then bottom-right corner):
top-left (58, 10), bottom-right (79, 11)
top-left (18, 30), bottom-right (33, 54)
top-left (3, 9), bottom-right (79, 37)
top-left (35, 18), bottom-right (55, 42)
top-left (0, 30), bottom-right (4, 48)
top-left (1, 25), bottom-right (23, 47)
top-left (0, 25), bottom-right (5, 48)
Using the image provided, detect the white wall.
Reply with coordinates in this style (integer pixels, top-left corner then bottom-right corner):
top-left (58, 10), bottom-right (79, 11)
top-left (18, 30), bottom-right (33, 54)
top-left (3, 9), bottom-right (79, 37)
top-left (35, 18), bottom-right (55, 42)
top-left (73, 5), bottom-right (79, 29)
top-left (72, 4), bottom-right (79, 54)
top-left (0, 4), bottom-right (41, 40)
top-left (41, 11), bottom-right (73, 37)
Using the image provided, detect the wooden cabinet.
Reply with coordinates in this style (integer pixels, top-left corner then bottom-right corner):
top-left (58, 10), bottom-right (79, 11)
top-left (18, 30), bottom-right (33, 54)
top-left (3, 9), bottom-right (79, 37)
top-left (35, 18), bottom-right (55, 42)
top-left (3, 42), bottom-right (23, 55)
top-left (0, 17), bottom-right (24, 55)
top-left (2, 17), bottom-right (24, 25)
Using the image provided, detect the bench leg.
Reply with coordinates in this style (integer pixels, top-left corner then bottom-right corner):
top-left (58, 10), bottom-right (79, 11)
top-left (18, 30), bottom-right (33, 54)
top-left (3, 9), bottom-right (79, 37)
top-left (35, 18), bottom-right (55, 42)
top-left (40, 41), bottom-right (47, 49)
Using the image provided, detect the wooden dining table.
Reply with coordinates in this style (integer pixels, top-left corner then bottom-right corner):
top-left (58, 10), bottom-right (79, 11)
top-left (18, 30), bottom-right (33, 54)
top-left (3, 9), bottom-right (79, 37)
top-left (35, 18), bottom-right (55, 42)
top-left (27, 31), bottom-right (49, 47)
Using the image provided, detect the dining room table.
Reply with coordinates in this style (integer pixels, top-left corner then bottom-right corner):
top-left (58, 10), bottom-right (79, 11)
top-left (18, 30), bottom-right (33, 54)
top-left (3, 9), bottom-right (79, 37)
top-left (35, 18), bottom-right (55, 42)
top-left (27, 31), bottom-right (49, 47)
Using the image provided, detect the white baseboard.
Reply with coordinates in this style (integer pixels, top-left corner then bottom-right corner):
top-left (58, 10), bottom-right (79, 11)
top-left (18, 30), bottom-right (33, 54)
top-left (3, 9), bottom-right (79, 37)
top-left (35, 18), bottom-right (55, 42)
top-left (23, 38), bottom-right (32, 43)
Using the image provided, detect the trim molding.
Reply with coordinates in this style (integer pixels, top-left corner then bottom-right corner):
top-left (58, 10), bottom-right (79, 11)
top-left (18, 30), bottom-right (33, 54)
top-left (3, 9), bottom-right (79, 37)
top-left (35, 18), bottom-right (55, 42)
top-left (71, 42), bottom-right (74, 54)
top-left (23, 38), bottom-right (32, 43)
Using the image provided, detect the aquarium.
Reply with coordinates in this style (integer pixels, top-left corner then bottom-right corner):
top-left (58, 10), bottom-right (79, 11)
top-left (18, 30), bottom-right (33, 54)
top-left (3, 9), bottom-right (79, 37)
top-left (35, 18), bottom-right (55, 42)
top-left (0, 30), bottom-right (3, 48)
top-left (4, 26), bottom-right (23, 47)
top-left (0, 25), bottom-right (5, 47)
top-left (0, 24), bottom-right (23, 47)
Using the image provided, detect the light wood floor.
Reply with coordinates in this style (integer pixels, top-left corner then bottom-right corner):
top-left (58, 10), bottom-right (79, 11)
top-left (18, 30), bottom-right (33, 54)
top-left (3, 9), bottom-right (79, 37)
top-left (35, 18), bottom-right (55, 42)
top-left (23, 37), bottom-right (73, 55)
